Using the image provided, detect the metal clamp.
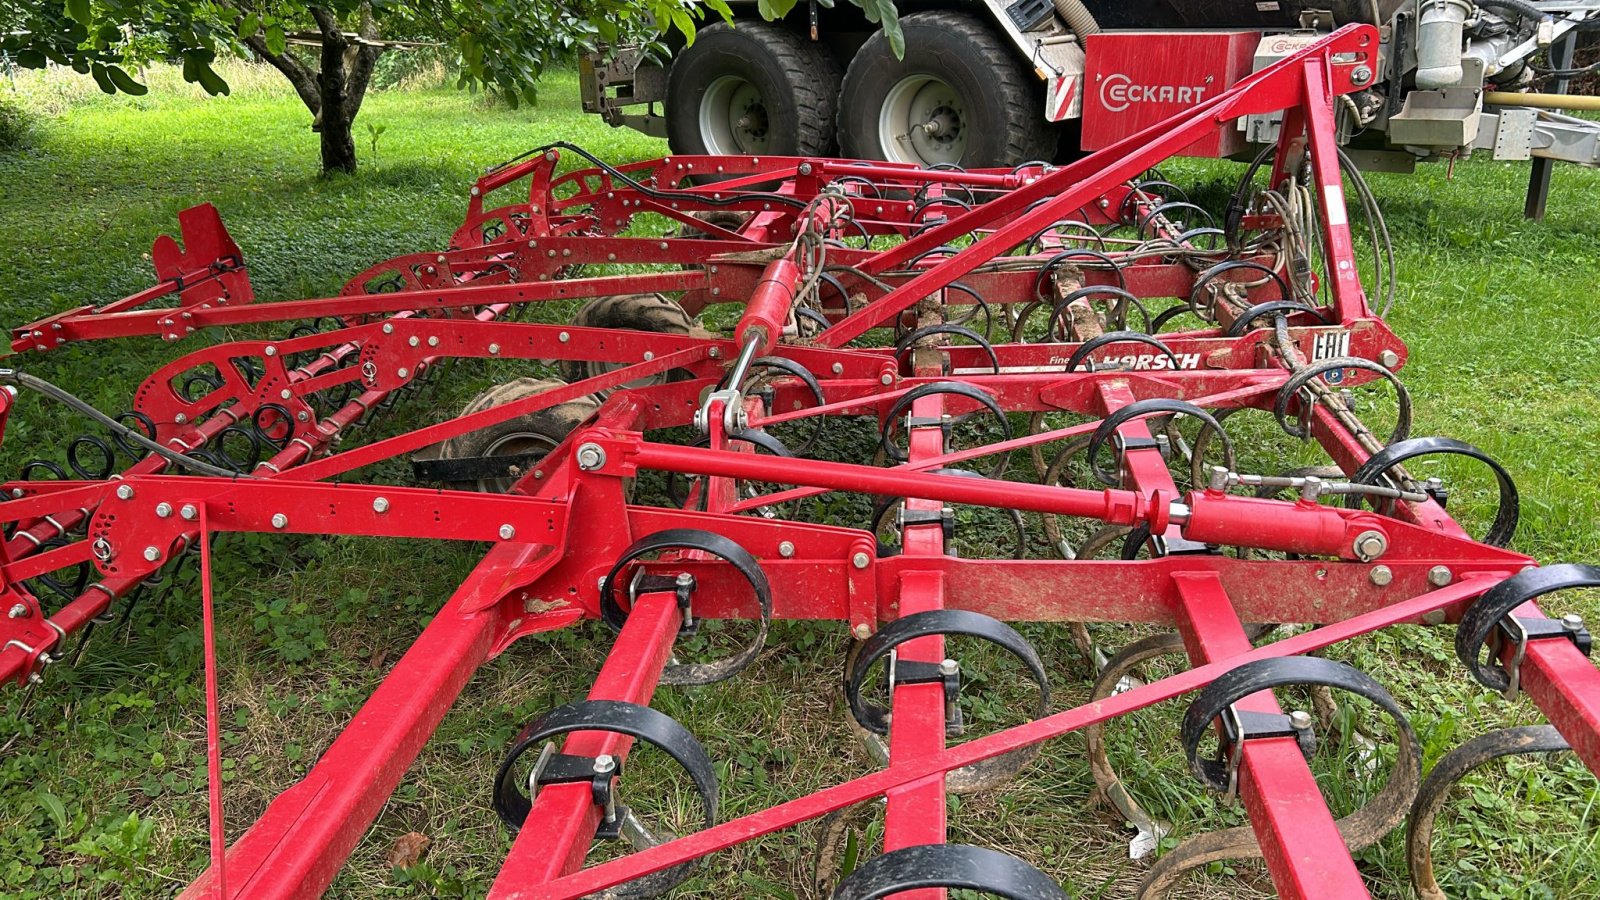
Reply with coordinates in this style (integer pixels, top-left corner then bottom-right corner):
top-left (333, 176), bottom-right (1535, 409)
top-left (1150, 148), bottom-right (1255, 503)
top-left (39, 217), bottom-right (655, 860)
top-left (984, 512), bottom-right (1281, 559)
top-left (844, 609), bottom-right (1049, 736)
top-left (1458, 563), bottom-right (1597, 697)
top-left (599, 529), bottom-right (772, 686)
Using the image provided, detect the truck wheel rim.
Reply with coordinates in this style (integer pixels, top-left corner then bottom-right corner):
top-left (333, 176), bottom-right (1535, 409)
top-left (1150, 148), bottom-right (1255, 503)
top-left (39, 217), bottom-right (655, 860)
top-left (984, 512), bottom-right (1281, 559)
top-left (878, 75), bottom-right (968, 166)
top-left (699, 75), bottom-right (771, 155)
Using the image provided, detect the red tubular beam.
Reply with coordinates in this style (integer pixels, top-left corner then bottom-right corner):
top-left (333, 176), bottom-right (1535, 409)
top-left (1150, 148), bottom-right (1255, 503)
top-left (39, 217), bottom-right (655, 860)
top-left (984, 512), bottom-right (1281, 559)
top-left (488, 591), bottom-right (682, 894)
top-left (179, 545), bottom-right (519, 899)
top-left (1171, 573), bottom-right (1370, 899)
top-left (623, 440), bottom-right (1151, 524)
top-left (879, 391), bottom-right (951, 888)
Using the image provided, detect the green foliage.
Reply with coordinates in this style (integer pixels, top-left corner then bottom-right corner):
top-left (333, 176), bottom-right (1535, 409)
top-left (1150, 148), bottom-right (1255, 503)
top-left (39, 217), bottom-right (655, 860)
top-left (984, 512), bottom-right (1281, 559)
top-left (0, 93), bottom-right (33, 149)
top-left (0, 0), bottom-right (725, 108)
top-left (754, 0), bottom-right (903, 55)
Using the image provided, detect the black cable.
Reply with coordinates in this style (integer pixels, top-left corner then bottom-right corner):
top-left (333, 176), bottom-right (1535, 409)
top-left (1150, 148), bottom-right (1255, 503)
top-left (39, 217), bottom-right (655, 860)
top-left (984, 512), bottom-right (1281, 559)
top-left (491, 141), bottom-right (810, 210)
top-left (0, 370), bottom-right (246, 479)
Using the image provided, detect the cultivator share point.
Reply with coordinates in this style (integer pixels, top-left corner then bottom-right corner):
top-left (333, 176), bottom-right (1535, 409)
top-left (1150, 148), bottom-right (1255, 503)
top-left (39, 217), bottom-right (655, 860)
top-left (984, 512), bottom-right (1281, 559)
top-left (3, 27), bottom-right (1597, 899)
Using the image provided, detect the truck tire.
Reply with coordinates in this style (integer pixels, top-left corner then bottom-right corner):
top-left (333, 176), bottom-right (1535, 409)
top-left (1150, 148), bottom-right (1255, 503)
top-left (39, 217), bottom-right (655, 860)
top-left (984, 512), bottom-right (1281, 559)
top-left (665, 21), bottom-right (841, 158)
top-left (838, 11), bottom-right (1056, 168)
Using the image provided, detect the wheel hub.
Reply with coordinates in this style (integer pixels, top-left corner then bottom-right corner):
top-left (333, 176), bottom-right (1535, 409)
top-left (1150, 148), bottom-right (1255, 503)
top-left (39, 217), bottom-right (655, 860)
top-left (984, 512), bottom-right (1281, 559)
top-left (880, 76), bottom-right (969, 166)
top-left (699, 75), bottom-right (772, 155)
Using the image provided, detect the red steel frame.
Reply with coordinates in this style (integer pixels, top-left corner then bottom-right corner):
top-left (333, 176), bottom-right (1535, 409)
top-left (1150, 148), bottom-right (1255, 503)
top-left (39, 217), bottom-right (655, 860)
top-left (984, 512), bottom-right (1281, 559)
top-left (2, 24), bottom-right (1597, 899)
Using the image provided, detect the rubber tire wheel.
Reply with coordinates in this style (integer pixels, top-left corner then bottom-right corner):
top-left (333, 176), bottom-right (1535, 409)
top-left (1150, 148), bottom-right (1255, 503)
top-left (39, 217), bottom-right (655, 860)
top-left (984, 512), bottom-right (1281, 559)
top-left (838, 11), bottom-right (1056, 168)
top-left (558, 293), bottom-right (696, 389)
top-left (437, 378), bottom-right (599, 493)
top-left (665, 20), bottom-right (842, 158)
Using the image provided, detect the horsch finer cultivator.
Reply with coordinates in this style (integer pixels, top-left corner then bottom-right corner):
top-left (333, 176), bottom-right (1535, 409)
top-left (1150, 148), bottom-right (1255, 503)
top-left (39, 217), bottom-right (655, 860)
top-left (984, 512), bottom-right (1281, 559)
top-left (2, 26), bottom-right (1596, 899)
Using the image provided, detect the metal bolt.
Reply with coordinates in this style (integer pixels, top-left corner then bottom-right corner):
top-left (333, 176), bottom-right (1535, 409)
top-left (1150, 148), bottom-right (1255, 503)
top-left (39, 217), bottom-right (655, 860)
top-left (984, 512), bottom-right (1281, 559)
top-left (296, 410), bottom-right (310, 422)
top-left (778, 541), bottom-right (795, 558)
top-left (1422, 609), bottom-right (1447, 626)
top-left (281, 388), bottom-right (293, 400)
top-left (488, 343), bottom-right (501, 355)
top-left (852, 551), bottom-right (870, 569)
top-left (428, 336), bottom-right (440, 348)
top-left (155, 502), bottom-right (173, 518)
top-left (852, 623), bottom-right (871, 640)
top-left (174, 413), bottom-right (188, 424)
top-left (382, 323), bottom-right (395, 334)
top-left (499, 524), bottom-right (517, 540)
top-left (643, 351), bottom-right (655, 361)
top-left (1289, 710), bottom-right (1314, 730)
top-left (271, 513), bottom-right (288, 529)
top-left (8, 603), bottom-right (29, 619)
top-left (180, 504), bottom-right (198, 520)
top-left (1351, 65), bottom-right (1373, 85)
top-left (264, 345), bottom-right (277, 356)
top-left (1301, 476), bottom-right (1324, 502)
top-left (398, 368), bottom-right (410, 379)
top-left (116, 484), bottom-right (135, 501)
top-left (576, 443), bottom-right (606, 470)
top-left (1353, 530), bottom-right (1387, 561)
top-left (373, 497), bottom-right (390, 513)
top-left (592, 754), bottom-right (617, 775)
top-left (559, 331), bottom-right (570, 343)
top-left (939, 658), bottom-right (959, 676)
top-left (1379, 349), bottom-right (1399, 368)
top-left (1369, 564), bottom-right (1393, 586)
top-left (10, 488), bottom-right (23, 498)
top-left (831, 363), bottom-right (844, 375)
top-left (798, 163), bottom-right (813, 175)
top-left (1562, 613), bottom-right (1586, 632)
top-left (1208, 465), bottom-right (1231, 492)
top-left (880, 373), bottom-right (893, 386)
top-left (1427, 565), bottom-right (1453, 587)
top-left (143, 546), bottom-right (161, 562)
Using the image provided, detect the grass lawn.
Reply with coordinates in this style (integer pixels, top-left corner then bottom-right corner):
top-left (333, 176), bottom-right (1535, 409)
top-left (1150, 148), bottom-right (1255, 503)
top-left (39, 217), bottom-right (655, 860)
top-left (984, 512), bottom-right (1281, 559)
top-left (1, 64), bottom-right (1598, 899)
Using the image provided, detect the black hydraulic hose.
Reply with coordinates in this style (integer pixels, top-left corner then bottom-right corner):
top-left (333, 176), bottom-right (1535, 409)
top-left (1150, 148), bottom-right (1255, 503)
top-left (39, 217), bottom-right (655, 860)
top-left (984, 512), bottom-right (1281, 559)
top-left (0, 369), bottom-right (246, 478)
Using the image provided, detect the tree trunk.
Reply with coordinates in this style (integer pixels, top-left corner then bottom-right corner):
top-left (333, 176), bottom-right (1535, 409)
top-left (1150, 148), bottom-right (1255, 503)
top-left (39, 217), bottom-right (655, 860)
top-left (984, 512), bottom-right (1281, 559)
top-left (314, 8), bottom-right (357, 174)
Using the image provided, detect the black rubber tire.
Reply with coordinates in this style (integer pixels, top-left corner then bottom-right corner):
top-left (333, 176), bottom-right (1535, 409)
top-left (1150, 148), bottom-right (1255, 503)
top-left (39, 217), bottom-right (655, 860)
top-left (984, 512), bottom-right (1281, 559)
top-left (558, 293), bottom-right (696, 388)
top-left (665, 21), bottom-right (842, 158)
top-left (437, 378), bottom-right (599, 493)
top-left (837, 11), bottom-right (1056, 168)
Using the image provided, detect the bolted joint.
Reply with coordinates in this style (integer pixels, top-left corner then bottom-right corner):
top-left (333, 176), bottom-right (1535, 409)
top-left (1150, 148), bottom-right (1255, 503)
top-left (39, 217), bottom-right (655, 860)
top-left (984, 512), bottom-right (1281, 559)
top-left (116, 484), bottom-right (135, 501)
top-left (575, 443), bottom-right (607, 471)
top-left (271, 513), bottom-right (289, 530)
top-left (1352, 529), bottom-right (1387, 562)
top-left (852, 551), bottom-right (871, 570)
top-left (373, 497), bottom-right (390, 514)
top-left (142, 546), bottom-right (162, 562)
top-left (155, 502), bottom-right (173, 519)
top-left (8, 603), bottom-right (30, 619)
top-left (499, 524), bottom-right (517, 540)
top-left (180, 503), bottom-right (199, 521)
top-left (1427, 565), bottom-right (1453, 587)
top-left (1369, 564), bottom-right (1393, 586)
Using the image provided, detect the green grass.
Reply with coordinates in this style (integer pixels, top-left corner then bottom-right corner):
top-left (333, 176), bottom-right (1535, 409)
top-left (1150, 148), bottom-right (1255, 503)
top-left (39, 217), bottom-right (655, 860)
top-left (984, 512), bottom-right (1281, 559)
top-left (2, 64), bottom-right (1599, 900)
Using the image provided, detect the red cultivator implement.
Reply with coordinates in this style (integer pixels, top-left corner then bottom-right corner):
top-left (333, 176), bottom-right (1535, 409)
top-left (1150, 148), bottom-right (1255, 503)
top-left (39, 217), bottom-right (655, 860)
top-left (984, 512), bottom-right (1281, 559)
top-left (3, 25), bottom-right (1596, 899)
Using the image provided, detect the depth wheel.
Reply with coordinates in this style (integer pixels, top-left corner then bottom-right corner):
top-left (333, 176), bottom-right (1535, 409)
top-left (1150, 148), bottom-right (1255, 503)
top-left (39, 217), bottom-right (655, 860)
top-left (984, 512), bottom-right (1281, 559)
top-left (837, 11), bottom-right (1055, 168)
top-left (436, 378), bottom-right (599, 493)
top-left (559, 293), bottom-right (695, 389)
top-left (664, 21), bottom-right (842, 158)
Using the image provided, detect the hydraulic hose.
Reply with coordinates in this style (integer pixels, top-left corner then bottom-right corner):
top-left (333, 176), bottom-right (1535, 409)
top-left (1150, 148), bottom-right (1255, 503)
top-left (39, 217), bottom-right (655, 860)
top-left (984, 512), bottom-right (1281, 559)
top-left (1052, 0), bottom-right (1100, 36)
